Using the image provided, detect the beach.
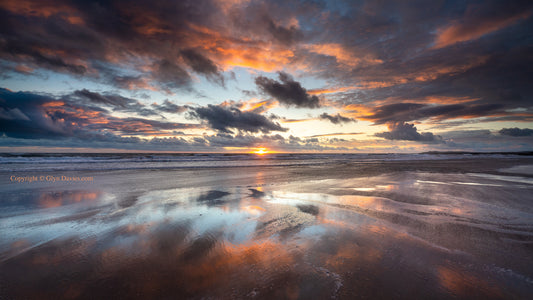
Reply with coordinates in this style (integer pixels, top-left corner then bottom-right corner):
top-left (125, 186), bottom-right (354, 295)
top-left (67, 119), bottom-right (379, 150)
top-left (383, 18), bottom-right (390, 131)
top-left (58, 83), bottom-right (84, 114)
top-left (1, 153), bottom-right (533, 299)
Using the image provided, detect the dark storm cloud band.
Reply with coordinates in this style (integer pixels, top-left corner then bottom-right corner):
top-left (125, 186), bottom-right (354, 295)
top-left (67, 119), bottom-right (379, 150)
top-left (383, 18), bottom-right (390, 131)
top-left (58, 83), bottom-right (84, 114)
top-left (0, 88), bottom-right (199, 140)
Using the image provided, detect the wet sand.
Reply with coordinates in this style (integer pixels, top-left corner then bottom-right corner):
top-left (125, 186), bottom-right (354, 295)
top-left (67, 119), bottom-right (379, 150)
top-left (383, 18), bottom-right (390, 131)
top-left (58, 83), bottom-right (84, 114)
top-left (1, 157), bottom-right (533, 299)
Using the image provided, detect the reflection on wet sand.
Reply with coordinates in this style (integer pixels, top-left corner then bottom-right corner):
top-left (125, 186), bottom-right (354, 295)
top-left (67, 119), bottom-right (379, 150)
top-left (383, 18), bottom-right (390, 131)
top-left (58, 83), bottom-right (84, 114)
top-left (437, 266), bottom-right (503, 298)
top-left (1, 168), bottom-right (533, 299)
top-left (38, 191), bottom-right (101, 208)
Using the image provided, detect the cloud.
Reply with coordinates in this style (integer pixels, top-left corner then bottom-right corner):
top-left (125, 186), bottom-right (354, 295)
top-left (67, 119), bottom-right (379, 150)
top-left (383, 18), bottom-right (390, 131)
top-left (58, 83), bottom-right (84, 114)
top-left (359, 102), bottom-right (510, 125)
top-left (72, 89), bottom-right (158, 116)
top-left (0, 107), bottom-right (30, 121)
top-left (151, 100), bottom-right (187, 114)
top-left (180, 49), bottom-right (224, 85)
top-left (219, 98), bottom-right (277, 114)
top-left (189, 104), bottom-right (287, 133)
top-left (440, 130), bottom-right (492, 139)
top-left (2, 0), bottom-right (532, 116)
top-left (303, 43), bottom-right (382, 69)
top-left (499, 127), bottom-right (533, 137)
top-left (0, 0), bottom-right (312, 91)
top-left (255, 72), bottom-right (320, 108)
top-left (295, 1), bottom-right (533, 126)
top-left (433, 2), bottom-right (532, 48)
top-left (319, 113), bottom-right (356, 124)
top-left (151, 59), bottom-right (192, 91)
top-left (266, 17), bottom-right (303, 45)
top-left (375, 122), bottom-right (443, 143)
top-left (0, 88), bottom-right (200, 141)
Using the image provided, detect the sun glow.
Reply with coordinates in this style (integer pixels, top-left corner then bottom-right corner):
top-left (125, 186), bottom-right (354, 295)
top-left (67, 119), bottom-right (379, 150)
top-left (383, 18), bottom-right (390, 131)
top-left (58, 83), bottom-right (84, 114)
top-left (252, 147), bottom-right (268, 155)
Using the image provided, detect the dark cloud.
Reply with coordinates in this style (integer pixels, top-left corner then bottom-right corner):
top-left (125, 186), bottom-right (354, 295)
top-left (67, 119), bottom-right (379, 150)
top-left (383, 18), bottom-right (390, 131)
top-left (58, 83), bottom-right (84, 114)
top-left (0, 133), bottom-right (211, 151)
top-left (303, 0), bottom-right (533, 125)
top-left (440, 130), bottom-right (492, 139)
top-left (151, 100), bottom-right (187, 114)
top-left (375, 122), bottom-right (443, 143)
top-left (152, 59), bottom-right (192, 91)
top-left (266, 17), bottom-right (303, 45)
top-left (108, 75), bottom-right (150, 91)
top-left (0, 88), bottom-right (199, 141)
top-left (180, 49), bottom-right (224, 85)
top-left (104, 118), bottom-right (199, 135)
top-left (0, 43), bottom-right (88, 75)
top-left (499, 127), bottom-right (533, 137)
top-left (361, 102), bottom-right (510, 125)
top-left (433, 0), bottom-right (532, 48)
top-left (0, 1), bottom-right (100, 75)
top-left (0, 88), bottom-right (73, 139)
top-left (73, 89), bottom-right (128, 107)
top-left (72, 89), bottom-right (158, 116)
top-left (255, 72), bottom-right (320, 108)
top-left (319, 113), bottom-right (356, 124)
top-left (362, 103), bottom-right (426, 125)
top-left (190, 104), bottom-right (287, 134)
top-left (0, 0), bottom-right (310, 93)
top-left (0, 0), bottom-right (219, 91)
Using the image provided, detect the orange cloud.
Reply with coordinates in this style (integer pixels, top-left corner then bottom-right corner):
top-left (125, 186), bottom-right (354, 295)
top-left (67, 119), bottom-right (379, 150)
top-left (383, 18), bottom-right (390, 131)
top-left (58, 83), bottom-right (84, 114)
top-left (182, 23), bottom-right (297, 72)
top-left (415, 56), bottom-right (489, 82)
top-left (434, 11), bottom-right (531, 49)
top-left (14, 64), bottom-right (34, 74)
top-left (41, 101), bottom-right (65, 107)
top-left (214, 0), bottom-right (251, 13)
top-left (1, 0), bottom-right (84, 25)
top-left (218, 99), bottom-right (277, 113)
top-left (308, 86), bottom-right (358, 95)
top-left (215, 46), bottom-right (295, 72)
top-left (304, 43), bottom-right (382, 68)
top-left (241, 99), bottom-right (278, 113)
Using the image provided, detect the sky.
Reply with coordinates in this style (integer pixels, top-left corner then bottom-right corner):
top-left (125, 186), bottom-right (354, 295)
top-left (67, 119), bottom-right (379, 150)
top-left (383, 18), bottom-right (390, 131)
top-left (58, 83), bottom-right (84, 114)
top-left (1, 0), bottom-right (533, 153)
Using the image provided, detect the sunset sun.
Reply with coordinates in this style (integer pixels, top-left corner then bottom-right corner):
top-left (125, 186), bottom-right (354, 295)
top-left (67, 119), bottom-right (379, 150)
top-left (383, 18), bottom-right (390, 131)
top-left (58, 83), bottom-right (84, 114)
top-left (252, 147), bottom-right (268, 155)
